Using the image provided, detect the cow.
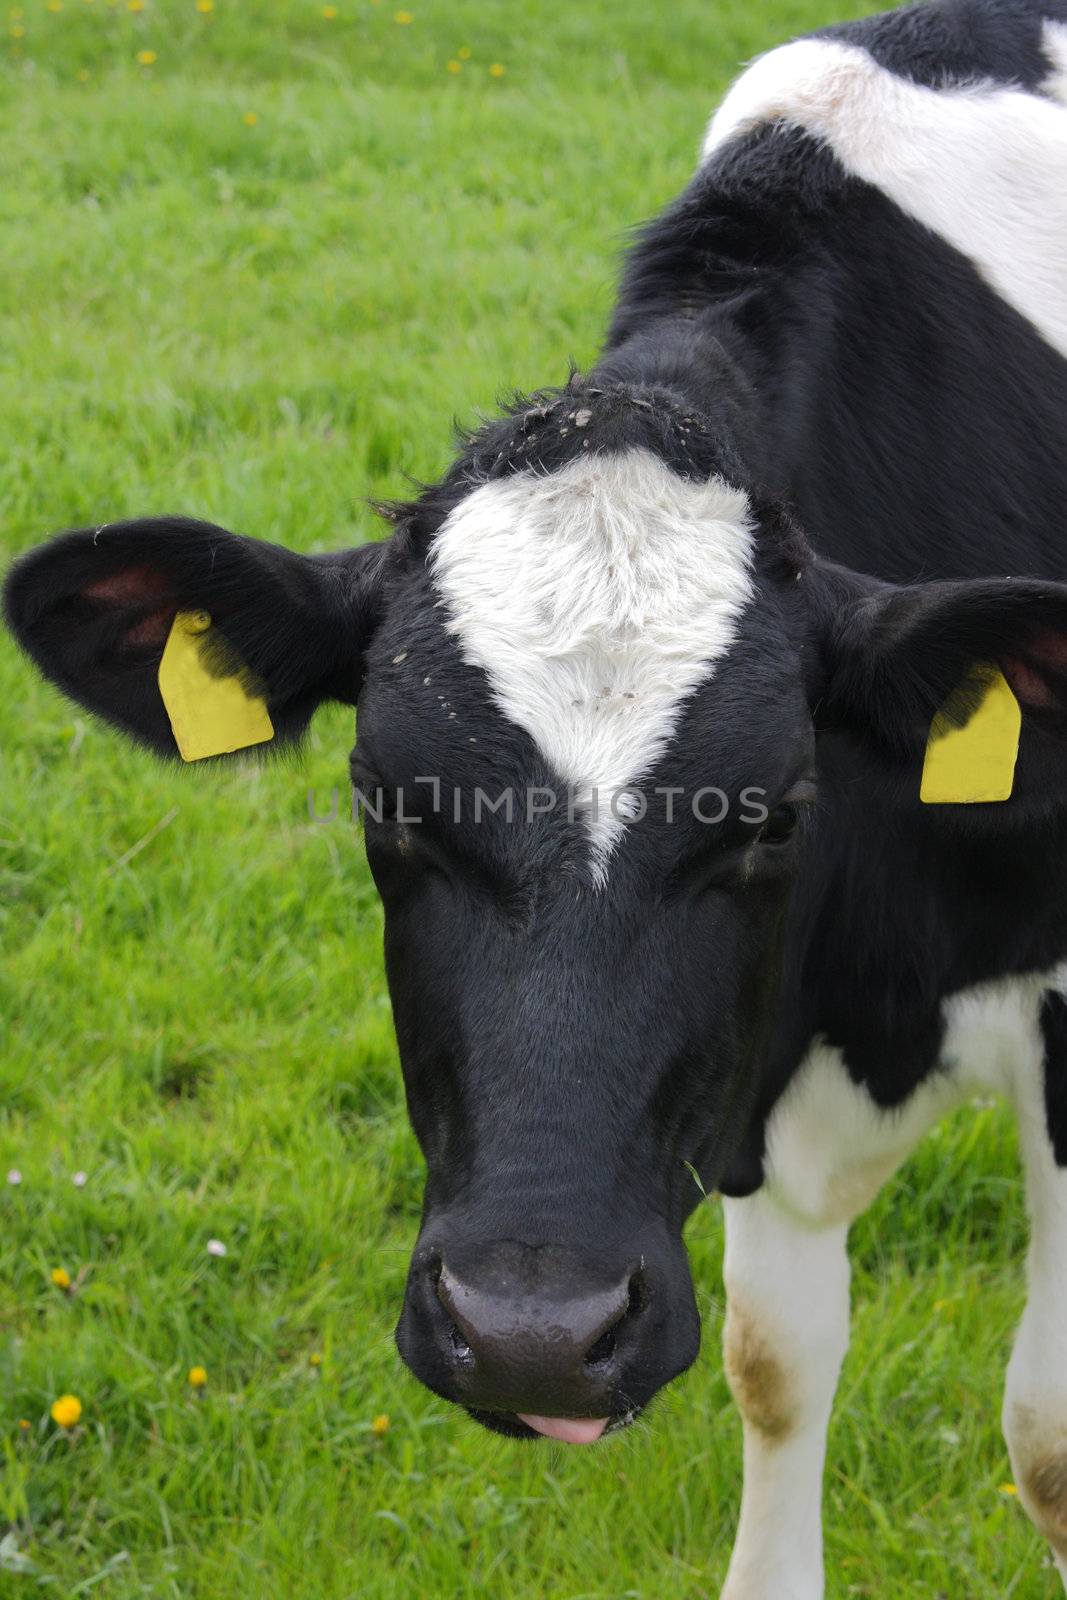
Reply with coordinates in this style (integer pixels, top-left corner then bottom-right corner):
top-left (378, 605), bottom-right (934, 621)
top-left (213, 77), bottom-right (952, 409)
top-left (6, 0), bottom-right (1067, 1590)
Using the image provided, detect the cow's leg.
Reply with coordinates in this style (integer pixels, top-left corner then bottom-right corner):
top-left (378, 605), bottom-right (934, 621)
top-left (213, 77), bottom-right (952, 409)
top-left (1002, 996), bottom-right (1067, 1588)
top-left (717, 1038), bottom-right (971, 1600)
top-left (719, 1190), bottom-right (850, 1600)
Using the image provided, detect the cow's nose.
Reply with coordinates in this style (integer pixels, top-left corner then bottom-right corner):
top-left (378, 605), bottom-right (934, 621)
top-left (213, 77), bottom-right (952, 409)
top-left (428, 1244), bottom-right (644, 1422)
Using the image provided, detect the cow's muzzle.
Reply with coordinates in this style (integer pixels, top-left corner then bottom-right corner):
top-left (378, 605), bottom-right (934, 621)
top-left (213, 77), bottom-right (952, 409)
top-left (395, 1234), bottom-right (700, 1436)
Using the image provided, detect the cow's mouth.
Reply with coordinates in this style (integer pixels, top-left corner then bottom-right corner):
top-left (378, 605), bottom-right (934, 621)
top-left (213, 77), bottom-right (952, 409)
top-left (465, 1407), bottom-right (641, 1442)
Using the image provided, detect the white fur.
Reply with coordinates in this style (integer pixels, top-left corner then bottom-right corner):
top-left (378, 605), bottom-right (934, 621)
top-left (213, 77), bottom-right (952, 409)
top-left (701, 39), bottom-right (1067, 362)
top-left (722, 972), bottom-right (1067, 1597)
top-left (431, 450), bottom-right (755, 880)
top-left (721, 1194), bottom-right (849, 1600)
top-left (1044, 21), bottom-right (1067, 108)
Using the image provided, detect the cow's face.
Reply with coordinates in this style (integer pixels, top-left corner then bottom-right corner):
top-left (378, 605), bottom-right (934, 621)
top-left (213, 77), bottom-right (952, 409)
top-left (356, 427), bottom-right (814, 1437)
top-left (9, 378), bottom-right (1067, 1443)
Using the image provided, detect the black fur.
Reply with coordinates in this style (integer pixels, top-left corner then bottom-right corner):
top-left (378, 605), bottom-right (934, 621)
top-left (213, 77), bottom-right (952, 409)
top-left (822, 0), bottom-right (1067, 89)
top-left (1040, 991), bottom-right (1067, 1164)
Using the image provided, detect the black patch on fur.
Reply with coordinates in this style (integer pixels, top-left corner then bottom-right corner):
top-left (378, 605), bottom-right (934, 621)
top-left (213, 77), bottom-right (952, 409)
top-left (821, 0), bottom-right (1067, 92)
top-left (1039, 990), bottom-right (1067, 1166)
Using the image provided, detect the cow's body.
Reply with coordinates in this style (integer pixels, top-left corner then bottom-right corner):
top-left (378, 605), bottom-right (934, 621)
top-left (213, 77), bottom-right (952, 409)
top-left (620, 4), bottom-right (1067, 1590)
top-left (7, 0), bottom-right (1067, 1593)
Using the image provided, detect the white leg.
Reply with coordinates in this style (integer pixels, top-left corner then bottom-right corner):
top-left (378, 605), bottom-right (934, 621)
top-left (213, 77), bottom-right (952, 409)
top-left (1003, 1010), bottom-right (1067, 1589)
top-left (719, 1190), bottom-right (850, 1600)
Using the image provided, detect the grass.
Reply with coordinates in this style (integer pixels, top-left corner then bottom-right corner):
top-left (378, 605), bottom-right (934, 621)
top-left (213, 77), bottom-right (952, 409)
top-left (0, 0), bottom-right (1058, 1595)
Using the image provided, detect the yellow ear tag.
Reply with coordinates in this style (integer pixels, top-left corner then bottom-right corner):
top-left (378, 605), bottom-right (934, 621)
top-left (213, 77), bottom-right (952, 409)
top-left (157, 610), bottom-right (274, 762)
top-left (920, 663), bottom-right (1020, 804)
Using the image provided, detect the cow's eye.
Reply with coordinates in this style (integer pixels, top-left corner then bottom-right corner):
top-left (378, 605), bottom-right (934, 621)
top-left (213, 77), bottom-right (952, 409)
top-left (758, 779), bottom-right (817, 848)
top-left (350, 749), bottom-right (397, 824)
top-left (761, 802), bottom-right (800, 845)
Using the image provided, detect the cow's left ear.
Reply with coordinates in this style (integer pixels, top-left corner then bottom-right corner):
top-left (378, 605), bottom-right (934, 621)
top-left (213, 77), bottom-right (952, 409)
top-left (3, 516), bottom-right (388, 760)
top-left (816, 570), bottom-right (1067, 803)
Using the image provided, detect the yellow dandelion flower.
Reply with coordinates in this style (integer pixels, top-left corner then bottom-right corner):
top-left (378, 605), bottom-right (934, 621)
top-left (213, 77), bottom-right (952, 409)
top-left (371, 1412), bottom-right (390, 1435)
top-left (50, 1267), bottom-right (71, 1290)
top-left (47, 1), bottom-right (62, 12)
top-left (243, 111), bottom-right (258, 125)
top-left (393, 9), bottom-right (411, 22)
top-left (446, 58), bottom-right (460, 73)
top-left (50, 1394), bottom-right (82, 1429)
top-left (309, 1351), bottom-right (322, 1367)
top-left (188, 1365), bottom-right (208, 1388)
top-left (1000, 1482), bottom-right (1018, 1495)
top-left (77, 66), bottom-right (90, 79)
top-left (10, 21), bottom-right (24, 33)
top-left (488, 62), bottom-right (505, 78)
top-left (195, 0), bottom-right (213, 9)
top-left (321, 3), bottom-right (337, 14)
top-left (136, 47), bottom-right (156, 62)
top-left (127, 0), bottom-right (144, 10)
top-left (457, 45), bottom-right (470, 59)
top-left (18, 1418), bottom-right (30, 1431)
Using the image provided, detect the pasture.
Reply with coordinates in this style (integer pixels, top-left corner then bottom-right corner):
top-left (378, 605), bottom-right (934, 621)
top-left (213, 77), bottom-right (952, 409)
top-left (0, 0), bottom-right (1055, 1593)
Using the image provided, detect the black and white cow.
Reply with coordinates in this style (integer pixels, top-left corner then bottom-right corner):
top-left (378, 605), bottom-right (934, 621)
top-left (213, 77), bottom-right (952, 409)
top-left (7, 0), bottom-right (1067, 1590)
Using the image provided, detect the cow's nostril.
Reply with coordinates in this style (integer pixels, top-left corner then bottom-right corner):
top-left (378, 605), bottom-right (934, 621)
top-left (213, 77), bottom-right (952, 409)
top-left (449, 1322), bottom-right (473, 1361)
top-left (584, 1270), bottom-right (643, 1367)
top-left (583, 1326), bottom-right (617, 1367)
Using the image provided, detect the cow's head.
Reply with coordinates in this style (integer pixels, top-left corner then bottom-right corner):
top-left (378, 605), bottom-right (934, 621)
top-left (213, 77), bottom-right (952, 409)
top-left (8, 378), bottom-right (1067, 1443)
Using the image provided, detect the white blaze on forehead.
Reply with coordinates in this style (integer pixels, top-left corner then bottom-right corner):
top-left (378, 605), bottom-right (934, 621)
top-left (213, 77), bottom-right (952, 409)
top-left (430, 449), bottom-right (755, 879)
top-left (702, 37), bottom-right (1067, 362)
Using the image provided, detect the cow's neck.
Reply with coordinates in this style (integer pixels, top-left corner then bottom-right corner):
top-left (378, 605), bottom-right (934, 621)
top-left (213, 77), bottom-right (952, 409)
top-left (719, 764), bottom-right (1067, 1194)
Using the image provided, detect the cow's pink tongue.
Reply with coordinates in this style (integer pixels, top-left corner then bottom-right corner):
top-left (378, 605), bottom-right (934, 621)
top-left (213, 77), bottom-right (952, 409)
top-left (517, 1414), bottom-right (609, 1445)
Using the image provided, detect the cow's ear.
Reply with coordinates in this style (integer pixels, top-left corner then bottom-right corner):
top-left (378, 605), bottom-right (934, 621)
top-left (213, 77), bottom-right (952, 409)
top-left (816, 569), bottom-right (1067, 804)
top-left (3, 516), bottom-right (387, 760)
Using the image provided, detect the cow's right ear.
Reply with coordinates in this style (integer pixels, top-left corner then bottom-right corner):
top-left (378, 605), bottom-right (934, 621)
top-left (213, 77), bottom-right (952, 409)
top-left (3, 516), bottom-right (388, 760)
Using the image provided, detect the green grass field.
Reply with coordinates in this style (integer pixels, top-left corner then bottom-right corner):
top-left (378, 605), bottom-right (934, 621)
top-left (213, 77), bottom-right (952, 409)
top-left (0, 1), bottom-right (1059, 1595)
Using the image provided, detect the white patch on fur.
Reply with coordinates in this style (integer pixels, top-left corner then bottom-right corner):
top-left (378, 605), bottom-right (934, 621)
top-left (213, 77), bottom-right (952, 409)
top-left (1044, 21), bottom-right (1067, 108)
top-left (762, 973), bottom-right (1049, 1229)
top-left (701, 38), bottom-right (1067, 361)
top-left (720, 1192), bottom-right (849, 1600)
top-left (430, 450), bottom-right (755, 879)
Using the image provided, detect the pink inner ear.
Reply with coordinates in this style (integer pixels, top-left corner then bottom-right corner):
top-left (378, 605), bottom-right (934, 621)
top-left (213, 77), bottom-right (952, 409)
top-left (1003, 655), bottom-right (1056, 707)
top-left (82, 566), bottom-right (176, 648)
top-left (124, 607), bottom-right (176, 646)
top-left (1028, 628), bottom-right (1067, 670)
top-left (1002, 626), bottom-right (1067, 708)
top-left (83, 566), bottom-right (171, 607)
